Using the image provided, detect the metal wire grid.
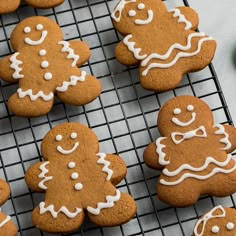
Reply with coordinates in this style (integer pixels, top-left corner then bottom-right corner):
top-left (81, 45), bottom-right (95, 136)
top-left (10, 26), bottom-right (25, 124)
top-left (0, 0), bottom-right (235, 235)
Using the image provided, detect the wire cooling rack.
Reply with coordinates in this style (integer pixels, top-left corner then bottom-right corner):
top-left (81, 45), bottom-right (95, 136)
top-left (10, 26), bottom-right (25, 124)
top-left (0, 0), bottom-right (236, 235)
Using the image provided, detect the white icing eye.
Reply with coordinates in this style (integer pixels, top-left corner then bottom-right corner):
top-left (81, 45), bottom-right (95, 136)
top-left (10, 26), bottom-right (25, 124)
top-left (36, 24), bottom-right (43, 30)
top-left (226, 222), bottom-right (234, 230)
top-left (138, 3), bottom-right (145, 10)
top-left (128, 10), bottom-right (136, 17)
top-left (24, 26), bottom-right (31, 34)
top-left (56, 135), bottom-right (62, 141)
top-left (211, 226), bottom-right (220, 233)
top-left (68, 162), bottom-right (76, 168)
top-left (173, 108), bottom-right (181, 115)
top-left (71, 132), bottom-right (77, 139)
top-left (39, 49), bottom-right (47, 56)
top-left (187, 105), bottom-right (194, 111)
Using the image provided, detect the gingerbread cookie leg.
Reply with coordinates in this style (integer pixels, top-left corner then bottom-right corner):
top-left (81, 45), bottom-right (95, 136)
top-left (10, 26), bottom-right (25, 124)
top-left (87, 191), bottom-right (136, 226)
top-left (56, 73), bottom-right (102, 106)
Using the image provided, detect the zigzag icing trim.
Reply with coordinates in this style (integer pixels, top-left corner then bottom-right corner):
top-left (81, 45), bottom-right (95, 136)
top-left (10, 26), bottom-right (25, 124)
top-left (87, 189), bottom-right (121, 215)
top-left (17, 88), bottom-right (54, 101)
top-left (96, 153), bottom-right (113, 181)
top-left (214, 124), bottom-right (232, 150)
top-left (169, 8), bottom-right (192, 30)
top-left (38, 161), bottom-right (53, 190)
top-left (9, 52), bottom-right (24, 79)
top-left (156, 137), bottom-right (169, 165)
top-left (58, 41), bottom-right (80, 67)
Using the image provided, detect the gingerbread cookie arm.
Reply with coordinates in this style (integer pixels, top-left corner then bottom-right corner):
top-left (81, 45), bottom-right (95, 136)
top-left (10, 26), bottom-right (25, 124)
top-left (68, 40), bottom-right (91, 67)
top-left (0, 179), bottom-right (10, 206)
top-left (143, 142), bottom-right (165, 170)
top-left (176, 6), bottom-right (199, 30)
top-left (115, 41), bottom-right (139, 66)
top-left (0, 55), bottom-right (20, 84)
top-left (25, 161), bottom-right (51, 193)
top-left (105, 154), bottom-right (127, 185)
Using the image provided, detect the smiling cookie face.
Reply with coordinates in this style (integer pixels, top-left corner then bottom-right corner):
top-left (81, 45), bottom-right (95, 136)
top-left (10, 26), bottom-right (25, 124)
top-left (10, 16), bottom-right (62, 50)
top-left (158, 96), bottom-right (213, 136)
top-left (41, 123), bottom-right (99, 160)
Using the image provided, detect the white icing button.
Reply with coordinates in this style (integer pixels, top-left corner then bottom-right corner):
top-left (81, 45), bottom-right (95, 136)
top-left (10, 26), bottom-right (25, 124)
top-left (75, 183), bottom-right (83, 190)
top-left (173, 108), bottom-right (181, 115)
top-left (39, 49), bottom-right (47, 56)
top-left (138, 3), bottom-right (145, 10)
top-left (41, 61), bottom-right (49, 68)
top-left (71, 172), bottom-right (79, 180)
top-left (128, 10), bottom-right (136, 17)
top-left (187, 105), bottom-right (194, 111)
top-left (36, 24), bottom-right (43, 30)
top-left (44, 72), bottom-right (52, 81)
top-left (68, 162), bottom-right (76, 169)
top-left (24, 26), bottom-right (31, 34)
top-left (226, 222), bottom-right (234, 230)
top-left (56, 135), bottom-right (62, 141)
top-left (211, 226), bottom-right (220, 233)
top-left (71, 132), bottom-right (77, 139)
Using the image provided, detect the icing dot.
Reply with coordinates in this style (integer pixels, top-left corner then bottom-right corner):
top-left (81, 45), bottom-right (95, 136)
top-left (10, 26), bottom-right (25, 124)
top-left (24, 27), bottom-right (31, 34)
top-left (39, 49), bottom-right (47, 56)
top-left (56, 135), bottom-right (62, 141)
top-left (71, 132), bottom-right (77, 139)
top-left (138, 3), bottom-right (145, 10)
top-left (44, 72), bottom-right (52, 81)
top-left (68, 162), bottom-right (76, 168)
top-left (211, 226), bottom-right (220, 233)
top-left (187, 105), bottom-right (194, 111)
top-left (71, 172), bottom-right (79, 180)
top-left (173, 108), bottom-right (181, 115)
top-left (41, 61), bottom-right (49, 68)
top-left (36, 24), bottom-right (43, 30)
top-left (75, 183), bottom-right (83, 190)
top-left (226, 222), bottom-right (234, 230)
top-left (128, 10), bottom-right (136, 17)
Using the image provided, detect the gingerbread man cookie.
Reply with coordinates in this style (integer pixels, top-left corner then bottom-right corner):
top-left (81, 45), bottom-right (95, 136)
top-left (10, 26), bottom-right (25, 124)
top-left (111, 0), bottom-right (216, 92)
top-left (0, 16), bottom-right (101, 117)
top-left (0, 0), bottom-right (64, 14)
top-left (25, 122), bottom-right (136, 233)
top-left (144, 95), bottom-right (236, 207)
top-left (193, 205), bottom-right (236, 236)
top-left (0, 179), bottom-right (18, 235)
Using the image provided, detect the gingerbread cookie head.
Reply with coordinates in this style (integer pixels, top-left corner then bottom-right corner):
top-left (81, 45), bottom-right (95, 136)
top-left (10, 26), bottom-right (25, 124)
top-left (41, 123), bottom-right (99, 160)
top-left (158, 95), bottom-right (213, 136)
top-left (10, 16), bottom-right (62, 50)
top-left (193, 206), bottom-right (236, 236)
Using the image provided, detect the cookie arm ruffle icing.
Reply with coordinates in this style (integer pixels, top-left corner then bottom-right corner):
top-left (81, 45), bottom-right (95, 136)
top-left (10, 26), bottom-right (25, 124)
top-left (38, 161), bottom-right (53, 190)
top-left (96, 153), bottom-right (113, 181)
top-left (9, 52), bottom-right (24, 80)
top-left (169, 8), bottom-right (192, 30)
top-left (156, 137), bottom-right (169, 165)
top-left (87, 189), bottom-right (121, 215)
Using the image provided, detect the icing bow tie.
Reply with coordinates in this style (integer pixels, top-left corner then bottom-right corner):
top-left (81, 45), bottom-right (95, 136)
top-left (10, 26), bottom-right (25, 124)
top-left (194, 205), bottom-right (225, 236)
top-left (171, 126), bottom-right (207, 144)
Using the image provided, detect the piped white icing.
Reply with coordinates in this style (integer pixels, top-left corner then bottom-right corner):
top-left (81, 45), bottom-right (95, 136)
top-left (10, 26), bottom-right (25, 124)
top-left (71, 132), bottom-right (77, 139)
top-left (36, 24), bottom-right (43, 30)
top-left (96, 153), bottom-right (113, 181)
top-left (156, 137), bottom-right (168, 165)
top-left (10, 52), bottom-right (24, 79)
top-left (74, 183), bottom-right (83, 190)
top-left (71, 172), bottom-right (79, 180)
top-left (56, 71), bottom-right (86, 92)
top-left (41, 61), bottom-right (49, 68)
top-left (68, 162), bottom-right (76, 169)
top-left (17, 88), bottom-right (54, 101)
top-left (111, 0), bottom-right (136, 22)
top-left (226, 222), bottom-right (234, 230)
top-left (44, 72), bottom-right (53, 81)
top-left (87, 189), bottom-right (120, 215)
top-left (171, 126), bottom-right (207, 145)
top-left (138, 3), bottom-right (145, 10)
top-left (39, 202), bottom-right (82, 218)
top-left (0, 215), bottom-right (11, 228)
top-left (38, 161), bottom-right (53, 190)
top-left (57, 142), bottom-right (79, 155)
top-left (173, 108), bottom-right (181, 115)
top-left (172, 112), bottom-right (196, 127)
top-left (214, 124), bottom-right (232, 150)
top-left (24, 26), bottom-right (31, 34)
top-left (169, 8), bottom-right (192, 30)
top-left (194, 205), bottom-right (226, 236)
top-left (129, 10), bottom-right (136, 17)
top-left (24, 30), bottom-right (48, 46)
top-left (141, 36), bottom-right (213, 76)
top-left (58, 41), bottom-right (80, 67)
top-left (160, 154), bottom-right (236, 186)
top-left (211, 226), bottom-right (219, 233)
top-left (39, 49), bottom-right (46, 56)
top-left (56, 134), bottom-right (62, 141)
top-left (135, 10), bottom-right (153, 25)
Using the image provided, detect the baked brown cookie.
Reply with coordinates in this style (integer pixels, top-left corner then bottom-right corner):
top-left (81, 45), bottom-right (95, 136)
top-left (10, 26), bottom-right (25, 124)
top-left (144, 95), bottom-right (236, 207)
top-left (193, 206), bottom-right (236, 236)
top-left (0, 0), bottom-right (20, 14)
top-left (25, 122), bottom-right (136, 233)
top-left (0, 16), bottom-right (102, 117)
top-left (0, 179), bottom-right (18, 236)
top-left (111, 0), bottom-right (216, 92)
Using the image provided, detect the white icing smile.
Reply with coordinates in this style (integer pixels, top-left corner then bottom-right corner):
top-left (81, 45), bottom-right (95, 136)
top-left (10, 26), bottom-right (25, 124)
top-left (57, 142), bottom-right (79, 155)
top-left (135, 10), bottom-right (153, 25)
